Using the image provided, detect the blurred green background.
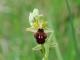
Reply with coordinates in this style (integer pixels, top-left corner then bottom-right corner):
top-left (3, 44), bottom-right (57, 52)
top-left (0, 0), bottom-right (80, 60)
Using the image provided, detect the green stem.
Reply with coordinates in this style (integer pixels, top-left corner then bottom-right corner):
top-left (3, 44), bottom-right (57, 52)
top-left (41, 44), bottom-right (49, 60)
top-left (65, 0), bottom-right (72, 16)
top-left (65, 0), bottom-right (76, 45)
top-left (41, 44), bottom-right (48, 60)
top-left (52, 32), bottom-right (63, 60)
top-left (55, 41), bottom-right (63, 60)
top-left (41, 44), bottom-right (45, 56)
top-left (65, 0), bottom-right (79, 59)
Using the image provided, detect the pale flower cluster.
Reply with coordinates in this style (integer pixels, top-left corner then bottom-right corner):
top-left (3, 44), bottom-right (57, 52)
top-left (29, 8), bottom-right (43, 26)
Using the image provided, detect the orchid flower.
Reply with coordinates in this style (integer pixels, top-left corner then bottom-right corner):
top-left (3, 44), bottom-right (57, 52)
top-left (26, 8), bottom-right (56, 60)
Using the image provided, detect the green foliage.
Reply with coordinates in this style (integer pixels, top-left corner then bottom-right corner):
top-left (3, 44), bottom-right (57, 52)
top-left (0, 0), bottom-right (80, 60)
